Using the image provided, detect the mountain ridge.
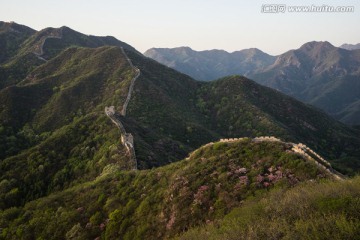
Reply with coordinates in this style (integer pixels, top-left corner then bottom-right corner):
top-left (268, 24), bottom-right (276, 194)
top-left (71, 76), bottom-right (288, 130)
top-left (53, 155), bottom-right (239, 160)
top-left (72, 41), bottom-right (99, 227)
top-left (340, 43), bottom-right (360, 50)
top-left (145, 42), bottom-right (360, 125)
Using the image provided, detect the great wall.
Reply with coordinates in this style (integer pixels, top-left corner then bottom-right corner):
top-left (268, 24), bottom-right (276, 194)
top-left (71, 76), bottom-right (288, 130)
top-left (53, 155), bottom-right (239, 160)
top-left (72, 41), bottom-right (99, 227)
top-left (32, 28), bottom-right (63, 61)
top-left (105, 48), bottom-right (139, 170)
top-left (120, 47), bottom-right (140, 116)
top-left (188, 136), bottom-right (344, 180)
top-left (101, 49), bottom-right (344, 178)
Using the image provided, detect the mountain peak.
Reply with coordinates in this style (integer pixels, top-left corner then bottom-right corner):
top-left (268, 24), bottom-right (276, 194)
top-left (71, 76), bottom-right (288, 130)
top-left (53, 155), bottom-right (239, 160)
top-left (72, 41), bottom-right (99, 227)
top-left (145, 46), bottom-right (195, 56)
top-left (299, 41), bottom-right (335, 52)
top-left (244, 47), bottom-right (262, 53)
top-left (236, 48), bottom-right (271, 58)
top-left (174, 46), bottom-right (193, 51)
top-left (172, 46), bottom-right (196, 55)
top-left (58, 25), bottom-right (83, 35)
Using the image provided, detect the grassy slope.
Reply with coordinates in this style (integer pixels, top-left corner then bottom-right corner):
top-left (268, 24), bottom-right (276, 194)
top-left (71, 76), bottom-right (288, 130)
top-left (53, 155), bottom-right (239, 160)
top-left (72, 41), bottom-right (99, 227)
top-left (177, 175), bottom-right (360, 240)
top-left (0, 140), bottom-right (334, 240)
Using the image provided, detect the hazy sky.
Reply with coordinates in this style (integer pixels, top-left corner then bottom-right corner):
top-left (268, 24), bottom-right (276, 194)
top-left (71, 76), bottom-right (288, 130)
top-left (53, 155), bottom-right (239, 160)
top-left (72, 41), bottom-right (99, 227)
top-left (1, 0), bottom-right (359, 55)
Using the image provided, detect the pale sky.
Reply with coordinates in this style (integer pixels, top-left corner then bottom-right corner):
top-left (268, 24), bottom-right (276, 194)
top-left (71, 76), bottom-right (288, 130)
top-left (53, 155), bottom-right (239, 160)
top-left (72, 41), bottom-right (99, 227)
top-left (1, 0), bottom-right (359, 55)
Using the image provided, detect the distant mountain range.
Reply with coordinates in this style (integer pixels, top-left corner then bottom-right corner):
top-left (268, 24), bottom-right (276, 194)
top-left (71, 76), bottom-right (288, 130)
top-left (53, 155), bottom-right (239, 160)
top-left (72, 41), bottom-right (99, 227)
top-left (340, 43), bottom-right (360, 50)
top-left (1, 21), bottom-right (360, 239)
top-left (144, 42), bottom-right (360, 125)
top-left (144, 47), bottom-right (276, 81)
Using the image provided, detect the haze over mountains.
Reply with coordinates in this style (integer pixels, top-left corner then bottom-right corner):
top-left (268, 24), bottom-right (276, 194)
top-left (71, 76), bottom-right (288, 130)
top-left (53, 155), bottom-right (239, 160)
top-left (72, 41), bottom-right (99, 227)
top-left (340, 43), bottom-right (360, 50)
top-left (1, 21), bottom-right (360, 239)
top-left (145, 42), bottom-right (360, 125)
top-left (144, 47), bottom-right (276, 81)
